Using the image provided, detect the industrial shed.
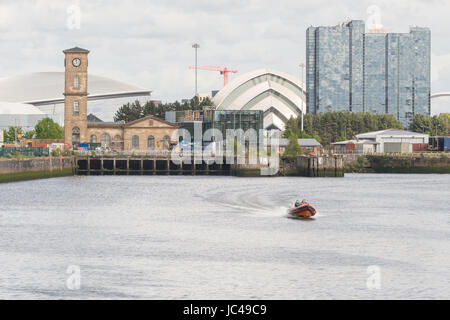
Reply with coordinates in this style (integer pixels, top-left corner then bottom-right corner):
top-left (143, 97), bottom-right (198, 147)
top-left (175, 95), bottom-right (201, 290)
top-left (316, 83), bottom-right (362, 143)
top-left (355, 129), bottom-right (429, 153)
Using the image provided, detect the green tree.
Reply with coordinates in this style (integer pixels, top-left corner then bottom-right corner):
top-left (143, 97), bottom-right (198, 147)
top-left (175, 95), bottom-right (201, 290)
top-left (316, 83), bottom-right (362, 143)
top-left (142, 101), bottom-right (157, 118)
top-left (114, 96), bottom-right (213, 123)
top-left (409, 114), bottom-right (449, 136)
top-left (23, 130), bottom-right (35, 139)
top-left (3, 127), bottom-right (23, 142)
top-left (114, 101), bottom-right (145, 122)
top-left (284, 134), bottom-right (303, 157)
top-left (285, 111), bottom-right (403, 146)
top-left (34, 117), bottom-right (64, 139)
top-left (2, 126), bottom-right (36, 142)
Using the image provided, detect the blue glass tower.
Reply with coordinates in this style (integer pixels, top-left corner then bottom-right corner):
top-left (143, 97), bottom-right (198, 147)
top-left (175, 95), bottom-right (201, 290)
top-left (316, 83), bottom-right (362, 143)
top-left (306, 20), bottom-right (431, 126)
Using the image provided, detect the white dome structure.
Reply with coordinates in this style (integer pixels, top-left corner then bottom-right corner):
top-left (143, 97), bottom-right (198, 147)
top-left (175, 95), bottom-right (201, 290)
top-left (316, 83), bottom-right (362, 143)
top-left (0, 72), bottom-right (151, 105)
top-left (0, 102), bottom-right (46, 131)
top-left (212, 68), bottom-right (306, 130)
top-left (0, 72), bottom-right (152, 125)
top-left (0, 102), bottom-right (45, 115)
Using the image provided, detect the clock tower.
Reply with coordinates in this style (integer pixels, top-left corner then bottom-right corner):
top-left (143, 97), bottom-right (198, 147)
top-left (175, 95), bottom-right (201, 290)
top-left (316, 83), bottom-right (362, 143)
top-left (63, 47), bottom-right (90, 146)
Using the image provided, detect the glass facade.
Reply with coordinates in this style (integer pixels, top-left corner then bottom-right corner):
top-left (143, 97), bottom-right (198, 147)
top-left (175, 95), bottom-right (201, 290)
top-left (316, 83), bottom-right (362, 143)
top-left (306, 20), bottom-right (430, 126)
top-left (166, 110), bottom-right (264, 145)
top-left (211, 110), bottom-right (263, 140)
top-left (364, 33), bottom-right (386, 114)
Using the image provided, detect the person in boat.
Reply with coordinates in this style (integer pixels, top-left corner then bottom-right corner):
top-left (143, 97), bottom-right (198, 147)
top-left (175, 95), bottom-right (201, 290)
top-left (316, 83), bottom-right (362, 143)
top-left (295, 199), bottom-right (310, 208)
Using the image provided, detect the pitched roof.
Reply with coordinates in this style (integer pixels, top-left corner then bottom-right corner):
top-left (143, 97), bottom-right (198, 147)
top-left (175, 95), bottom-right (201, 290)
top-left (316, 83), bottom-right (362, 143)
top-left (124, 115), bottom-right (179, 128)
top-left (265, 138), bottom-right (321, 147)
top-left (87, 113), bottom-right (104, 123)
top-left (87, 115), bottom-right (179, 129)
top-left (297, 138), bottom-right (321, 147)
top-left (356, 129), bottom-right (428, 139)
top-left (87, 122), bottom-right (123, 128)
top-left (331, 139), bottom-right (357, 145)
top-left (269, 138), bottom-right (289, 147)
top-left (356, 139), bottom-right (379, 145)
top-left (63, 47), bottom-right (90, 53)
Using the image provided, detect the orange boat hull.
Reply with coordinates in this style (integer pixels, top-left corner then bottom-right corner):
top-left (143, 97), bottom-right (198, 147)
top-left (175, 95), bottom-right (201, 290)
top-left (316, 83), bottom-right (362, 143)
top-left (288, 204), bottom-right (316, 218)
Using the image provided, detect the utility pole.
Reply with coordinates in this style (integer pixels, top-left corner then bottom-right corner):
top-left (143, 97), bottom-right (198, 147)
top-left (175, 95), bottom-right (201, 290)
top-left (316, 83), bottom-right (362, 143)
top-left (299, 63), bottom-right (305, 132)
top-left (192, 43), bottom-right (200, 97)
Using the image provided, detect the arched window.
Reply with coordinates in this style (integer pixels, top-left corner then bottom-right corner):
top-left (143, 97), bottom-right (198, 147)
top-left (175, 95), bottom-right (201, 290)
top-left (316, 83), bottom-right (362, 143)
top-left (162, 135), bottom-right (170, 150)
top-left (147, 136), bottom-right (155, 149)
top-left (90, 135), bottom-right (97, 143)
top-left (100, 133), bottom-right (111, 147)
top-left (132, 135), bottom-right (139, 148)
top-left (72, 127), bottom-right (80, 145)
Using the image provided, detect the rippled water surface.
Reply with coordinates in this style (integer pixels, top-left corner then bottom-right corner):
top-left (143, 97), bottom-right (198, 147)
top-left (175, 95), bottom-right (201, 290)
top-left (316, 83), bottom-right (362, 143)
top-left (0, 174), bottom-right (449, 299)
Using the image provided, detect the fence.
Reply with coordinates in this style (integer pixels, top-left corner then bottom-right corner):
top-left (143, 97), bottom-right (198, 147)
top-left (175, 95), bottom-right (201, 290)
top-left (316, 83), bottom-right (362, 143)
top-left (0, 147), bottom-right (49, 157)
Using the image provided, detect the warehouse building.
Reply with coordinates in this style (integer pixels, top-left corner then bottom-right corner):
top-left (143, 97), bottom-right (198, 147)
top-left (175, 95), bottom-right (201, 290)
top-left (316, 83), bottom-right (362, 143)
top-left (332, 139), bottom-right (378, 155)
top-left (355, 129), bottom-right (429, 153)
top-left (267, 138), bottom-right (322, 155)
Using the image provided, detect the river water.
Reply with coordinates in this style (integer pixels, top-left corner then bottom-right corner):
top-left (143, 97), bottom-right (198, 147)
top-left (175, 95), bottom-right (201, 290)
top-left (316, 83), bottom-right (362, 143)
top-left (0, 174), bottom-right (449, 299)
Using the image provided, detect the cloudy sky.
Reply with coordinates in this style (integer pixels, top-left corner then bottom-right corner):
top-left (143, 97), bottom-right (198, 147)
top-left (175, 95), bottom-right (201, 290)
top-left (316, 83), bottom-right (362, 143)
top-left (0, 0), bottom-right (449, 114)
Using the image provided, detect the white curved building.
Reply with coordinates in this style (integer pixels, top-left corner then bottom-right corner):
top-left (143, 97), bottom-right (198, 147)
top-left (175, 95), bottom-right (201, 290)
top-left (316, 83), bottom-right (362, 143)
top-left (0, 72), bottom-right (152, 125)
top-left (212, 68), bottom-right (306, 130)
top-left (0, 102), bottom-right (46, 130)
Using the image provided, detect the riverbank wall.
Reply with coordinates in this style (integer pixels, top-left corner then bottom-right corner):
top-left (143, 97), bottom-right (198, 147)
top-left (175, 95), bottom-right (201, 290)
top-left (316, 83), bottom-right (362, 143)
top-left (343, 154), bottom-right (450, 173)
top-left (73, 156), bottom-right (344, 177)
top-left (0, 157), bottom-right (74, 183)
top-left (280, 155), bottom-right (344, 177)
top-left (3, 153), bottom-right (447, 184)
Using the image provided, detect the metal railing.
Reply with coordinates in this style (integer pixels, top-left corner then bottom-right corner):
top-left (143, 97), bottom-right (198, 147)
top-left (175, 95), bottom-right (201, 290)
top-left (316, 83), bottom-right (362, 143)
top-left (0, 147), bottom-right (50, 157)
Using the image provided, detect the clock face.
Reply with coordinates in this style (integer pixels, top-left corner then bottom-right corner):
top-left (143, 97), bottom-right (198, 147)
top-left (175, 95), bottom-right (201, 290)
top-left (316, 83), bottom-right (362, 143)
top-left (72, 58), bottom-right (81, 67)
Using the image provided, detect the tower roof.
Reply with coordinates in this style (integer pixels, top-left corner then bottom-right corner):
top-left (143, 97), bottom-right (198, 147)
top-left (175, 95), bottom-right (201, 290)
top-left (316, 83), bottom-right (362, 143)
top-left (63, 47), bottom-right (90, 53)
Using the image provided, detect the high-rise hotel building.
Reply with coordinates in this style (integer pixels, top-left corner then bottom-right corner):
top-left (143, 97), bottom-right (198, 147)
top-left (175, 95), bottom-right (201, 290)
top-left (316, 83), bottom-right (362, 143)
top-left (306, 20), bottom-right (430, 126)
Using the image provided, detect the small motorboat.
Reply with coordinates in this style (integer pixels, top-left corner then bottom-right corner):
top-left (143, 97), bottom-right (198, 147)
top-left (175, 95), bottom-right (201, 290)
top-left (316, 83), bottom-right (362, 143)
top-left (288, 201), bottom-right (317, 218)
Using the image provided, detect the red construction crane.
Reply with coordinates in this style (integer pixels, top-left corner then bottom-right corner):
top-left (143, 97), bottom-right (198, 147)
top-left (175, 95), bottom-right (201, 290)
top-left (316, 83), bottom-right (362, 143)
top-left (189, 66), bottom-right (238, 86)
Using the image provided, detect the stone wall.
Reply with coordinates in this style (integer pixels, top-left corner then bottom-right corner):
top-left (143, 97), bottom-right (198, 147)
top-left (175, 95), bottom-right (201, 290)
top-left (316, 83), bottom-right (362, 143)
top-left (280, 155), bottom-right (344, 177)
top-left (367, 154), bottom-right (450, 173)
top-left (342, 154), bottom-right (359, 166)
top-left (123, 127), bottom-right (176, 152)
top-left (0, 157), bottom-right (74, 183)
top-left (342, 153), bottom-right (450, 173)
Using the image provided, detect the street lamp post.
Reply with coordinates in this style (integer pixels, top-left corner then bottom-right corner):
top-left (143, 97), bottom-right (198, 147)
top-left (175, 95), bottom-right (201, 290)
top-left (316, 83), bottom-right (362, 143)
top-left (192, 43), bottom-right (200, 97)
top-left (299, 63), bottom-right (305, 132)
top-left (14, 118), bottom-right (17, 144)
